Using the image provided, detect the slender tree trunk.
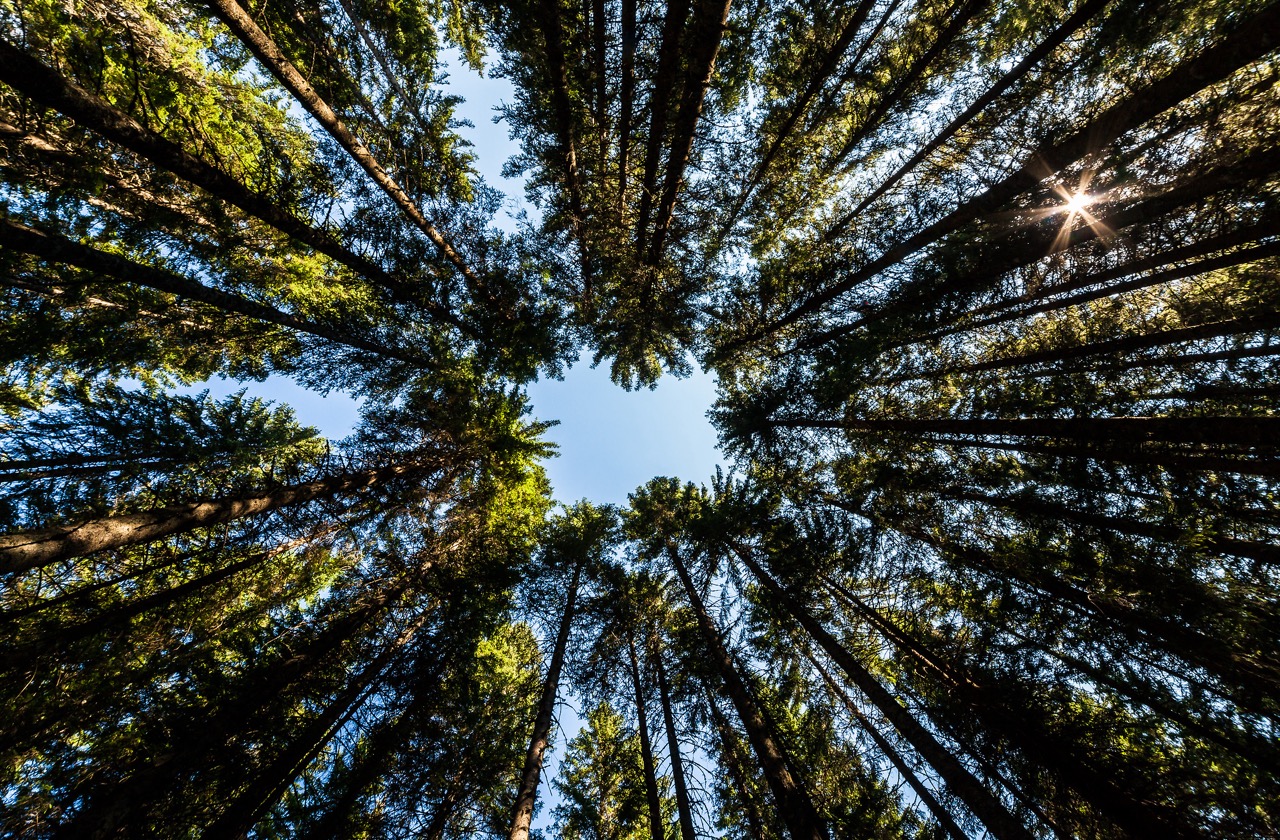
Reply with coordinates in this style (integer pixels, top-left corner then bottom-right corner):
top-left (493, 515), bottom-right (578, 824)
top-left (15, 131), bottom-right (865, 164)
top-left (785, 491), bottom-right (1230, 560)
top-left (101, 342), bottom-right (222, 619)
top-left (617, 0), bottom-right (637, 207)
top-left (0, 38), bottom-right (471, 335)
top-left (627, 634), bottom-right (667, 840)
top-left (204, 0), bottom-right (486, 296)
top-left (943, 486), bottom-right (1280, 565)
top-left (773, 414), bottom-right (1280, 450)
top-left (0, 461), bottom-right (436, 575)
top-left (667, 545), bottom-right (828, 840)
top-left (656, 649), bottom-right (696, 840)
top-left (202, 616), bottom-right (426, 840)
top-left (850, 0), bottom-right (1112, 216)
top-left (534, 0), bottom-right (596, 307)
top-left (633, 0), bottom-right (692, 256)
top-left (828, 0), bottom-right (989, 172)
top-left (800, 645), bottom-right (967, 840)
top-left (0, 219), bottom-right (423, 364)
top-left (645, 0), bottom-right (733, 266)
top-left (714, 0), bottom-right (879, 240)
top-left (508, 558), bottom-right (586, 840)
top-left (704, 688), bottom-right (770, 840)
top-left (918, 233), bottom-right (1280, 345)
top-left (729, 547), bottom-right (1032, 840)
top-left (743, 2), bottom-right (1280, 344)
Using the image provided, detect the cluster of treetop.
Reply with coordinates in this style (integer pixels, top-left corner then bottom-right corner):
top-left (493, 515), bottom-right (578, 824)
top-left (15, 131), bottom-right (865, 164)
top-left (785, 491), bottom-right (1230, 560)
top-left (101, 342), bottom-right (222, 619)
top-left (1, 0), bottom-right (1278, 836)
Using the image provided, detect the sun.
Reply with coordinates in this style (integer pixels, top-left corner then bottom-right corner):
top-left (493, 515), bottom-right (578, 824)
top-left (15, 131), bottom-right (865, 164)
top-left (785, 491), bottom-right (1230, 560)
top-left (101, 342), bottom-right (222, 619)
top-left (1062, 192), bottom-right (1093, 215)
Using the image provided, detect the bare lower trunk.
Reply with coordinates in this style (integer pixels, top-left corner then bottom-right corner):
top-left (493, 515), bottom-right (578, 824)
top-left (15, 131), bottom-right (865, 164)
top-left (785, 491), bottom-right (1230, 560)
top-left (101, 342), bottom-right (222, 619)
top-left (656, 650), bottom-right (696, 840)
top-left (0, 462), bottom-right (431, 575)
top-left (508, 559), bottom-right (585, 840)
top-left (628, 635), bottom-right (667, 840)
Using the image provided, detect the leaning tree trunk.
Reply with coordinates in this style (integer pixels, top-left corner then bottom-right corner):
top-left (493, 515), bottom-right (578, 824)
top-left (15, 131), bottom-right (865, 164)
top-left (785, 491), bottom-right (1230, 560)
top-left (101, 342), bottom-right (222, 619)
top-left (753, 1), bottom-right (1280, 340)
top-left (800, 645), bottom-right (968, 840)
top-left (0, 37), bottom-right (473, 336)
top-left (655, 647), bottom-right (697, 840)
top-left (204, 0), bottom-right (485, 296)
top-left (627, 634), bottom-right (667, 840)
top-left (508, 558), bottom-right (586, 840)
top-left (667, 544), bottom-right (828, 840)
top-left (705, 687), bottom-right (770, 840)
top-left (0, 218), bottom-right (422, 364)
top-left (730, 547), bottom-right (1033, 840)
top-left (0, 461), bottom-right (435, 575)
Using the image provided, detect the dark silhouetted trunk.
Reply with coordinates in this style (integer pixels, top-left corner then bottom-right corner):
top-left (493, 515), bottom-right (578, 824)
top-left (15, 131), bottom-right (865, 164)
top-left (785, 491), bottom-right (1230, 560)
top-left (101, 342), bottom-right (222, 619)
top-left (656, 649), bottom-right (696, 840)
top-left (667, 545), bottom-right (828, 840)
top-left (508, 558), bottom-right (585, 840)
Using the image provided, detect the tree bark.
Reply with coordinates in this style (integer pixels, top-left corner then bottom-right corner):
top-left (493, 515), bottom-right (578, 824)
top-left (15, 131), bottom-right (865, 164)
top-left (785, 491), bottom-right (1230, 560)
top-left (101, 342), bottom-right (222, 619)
top-left (730, 546), bottom-right (1032, 840)
top-left (704, 688), bottom-right (770, 839)
top-left (656, 648), bottom-right (696, 840)
top-left (0, 218), bottom-right (423, 364)
top-left (0, 36), bottom-right (473, 337)
top-left (627, 634), bottom-right (667, 840)
top-left (0, 461), bottom-right (434, 575)
top-left (667, 545), bottom-right (828, 840)
top-left (508, 558), bottom-right (586, 840)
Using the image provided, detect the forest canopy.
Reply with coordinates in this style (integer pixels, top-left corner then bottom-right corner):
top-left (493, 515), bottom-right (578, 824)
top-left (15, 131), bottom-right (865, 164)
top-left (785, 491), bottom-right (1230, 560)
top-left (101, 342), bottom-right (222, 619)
top-left (2, 0), bottom-right (1279, 837)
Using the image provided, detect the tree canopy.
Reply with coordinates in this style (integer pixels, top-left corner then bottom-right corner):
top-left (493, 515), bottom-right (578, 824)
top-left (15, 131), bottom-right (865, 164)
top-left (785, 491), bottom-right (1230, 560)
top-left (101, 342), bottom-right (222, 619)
top-left (2, 0), bottom-right (1278, 836)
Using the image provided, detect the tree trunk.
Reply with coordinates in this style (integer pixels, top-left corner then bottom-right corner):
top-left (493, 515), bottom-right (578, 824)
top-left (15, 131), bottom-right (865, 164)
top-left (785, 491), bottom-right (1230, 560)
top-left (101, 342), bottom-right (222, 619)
top-left (627, 634), bottom-right (667, 840)
top-left (704, 688), bottom-right (770, 839)
top-left (775, 414), bottom-right (1280, 451)
top-left (0, 37), bottom-right (471, 335)
top-left (204, 0), bottom-right (486, 297)
top-left (656, 648), bottom-right (696, 840)
top-left (0, 461), bottom-right (434, 575)
top-left (730, 546), bottom-right (1032, 840)
top-left (747, 2), bottom-right (1280, 343)
top-left (0, 218), bottom-right (422, 364)
top-left (667, 545), bottom-right (828, 840)
top-left (714, 0), bottom-right (879, 241)
top-left (850, 0), bottom-right (1112, 216)
top-left (617, 0), bottom-right (637, 207)
top-left (645, 0), bottom-right (733, 266)
top-left (508, 558), bottom-right (586, 840)
top-left (633, 0), bottom-right (692, 256)
top-left (534, 0), bottom-right (596, 307)
top-left (800, 645), bottom-right (968, 840)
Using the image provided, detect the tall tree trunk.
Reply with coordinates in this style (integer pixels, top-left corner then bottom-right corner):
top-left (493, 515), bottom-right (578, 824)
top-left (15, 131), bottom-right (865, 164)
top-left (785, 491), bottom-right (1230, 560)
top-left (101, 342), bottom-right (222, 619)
top-left (774, 414), bottom-right (1280, 450)
top-left (800, 645), bottom-right (968, 840)
top-left (204, 0), bottom-right (487, 297)
top-left (655, 648), bottom-right (696, 840)
top-left (645, 0), bottom-right (733, 266)
top-left (849, 0), bottom-right (1112, 217)
top-left (828, 0), bottom-right (989, 173)
top-left (704, 688), bottom-right (770, 839)
top-left (744, 2), bottom-right (1280, 344)
top-left (714, 0), bottom-right (879, 241)
top-left (617, 0), bottom-right (637, 208)
top-left (0, 38), bottom-right (471, 336)
top-left (633, 0), bottom-right (692, 256)
top-left (729, 547), bottom-right (1032, 840)
top-left (203, 613), bottom-right (429, 840)
top-left (627, 634), bottom-right (666, 840)
top-left (508, 558), bottom-right (586, 840)
top-left (0, 219), bottom-right (423, 364)
top-left (0, 461), bottom-right (438, 575)
top-left (667, 545), bottom-right (828, 840)
top-left (534, 0), bottom-right (596, 308)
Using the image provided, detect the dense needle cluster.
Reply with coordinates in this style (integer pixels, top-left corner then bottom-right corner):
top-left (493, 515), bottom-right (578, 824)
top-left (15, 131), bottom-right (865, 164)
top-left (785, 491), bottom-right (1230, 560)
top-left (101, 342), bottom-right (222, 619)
top-left (1, 0), bottom-right (1278, 837)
